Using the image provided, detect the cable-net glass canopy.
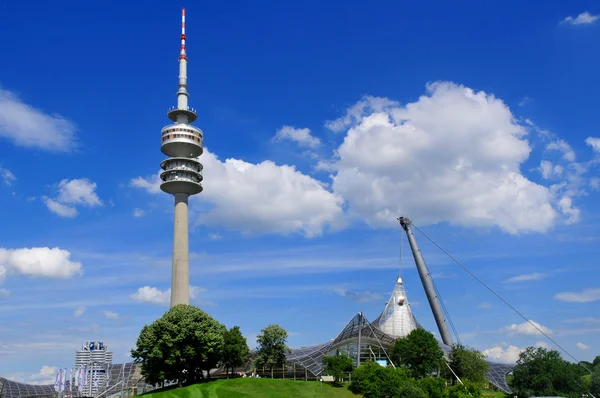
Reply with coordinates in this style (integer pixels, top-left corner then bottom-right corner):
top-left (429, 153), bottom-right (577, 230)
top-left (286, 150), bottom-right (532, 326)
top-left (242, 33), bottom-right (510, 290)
top-left (284, 313), bottom-right (514, 394)
top-left (0, 378), bottom-right (55, 398)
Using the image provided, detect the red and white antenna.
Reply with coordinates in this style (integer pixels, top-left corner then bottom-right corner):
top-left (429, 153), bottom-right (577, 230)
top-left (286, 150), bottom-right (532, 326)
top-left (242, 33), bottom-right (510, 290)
top-left (179, 8), bottom-right (187, 60)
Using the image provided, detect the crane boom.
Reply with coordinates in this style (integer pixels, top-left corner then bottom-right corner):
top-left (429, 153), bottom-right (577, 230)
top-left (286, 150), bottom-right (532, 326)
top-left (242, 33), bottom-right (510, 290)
top-left (398, 217), bottom-right (454, 346)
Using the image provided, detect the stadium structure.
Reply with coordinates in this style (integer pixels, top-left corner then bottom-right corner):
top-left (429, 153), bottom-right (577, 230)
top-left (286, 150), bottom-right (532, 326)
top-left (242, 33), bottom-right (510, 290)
top-left (250, 217), bottom-right (514, 393)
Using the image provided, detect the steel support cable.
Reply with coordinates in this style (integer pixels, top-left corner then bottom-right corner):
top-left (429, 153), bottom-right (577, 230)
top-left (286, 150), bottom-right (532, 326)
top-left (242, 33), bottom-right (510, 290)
top-left (410, 223), bottom-right (593, 374)
top-left (431, 277), bottom-right (462, 346)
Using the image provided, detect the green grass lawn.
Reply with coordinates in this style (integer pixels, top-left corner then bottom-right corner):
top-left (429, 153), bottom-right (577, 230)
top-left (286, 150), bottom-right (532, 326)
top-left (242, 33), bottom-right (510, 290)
top-left (143, 378), bottom-right (357, 398)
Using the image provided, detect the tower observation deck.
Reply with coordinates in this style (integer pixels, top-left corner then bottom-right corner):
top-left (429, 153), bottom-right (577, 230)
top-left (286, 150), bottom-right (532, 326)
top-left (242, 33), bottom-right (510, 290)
top-left (160, 8), bottom-right (203, 307)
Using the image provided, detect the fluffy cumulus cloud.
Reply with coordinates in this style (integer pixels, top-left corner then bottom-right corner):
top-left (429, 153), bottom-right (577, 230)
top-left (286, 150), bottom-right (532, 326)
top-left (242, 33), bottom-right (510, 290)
top-left (131, 82), bottom-right (587, 236)
top-left (562, 11), bottom-right (599, 25)
top-left (0, 247), bottom-right (82, 280)
top-left (43, 178), bottom-right (102, 218)
top-left (554, 288), bottom-right (600, 303)
top-left (273, 125), bottom-right (321, 148)
top-left (130, 285), bottom-right (204, 305)
top-left (131, 149), bottom-right (345, 237)
top-left (502, 320), bottom-right (552, 336)
top-left (483, 344), bottom-right (524, 363)
top-left (0, 88), bottom-right (77, 152)
top-left (327, 82), bottom-right (563, 233)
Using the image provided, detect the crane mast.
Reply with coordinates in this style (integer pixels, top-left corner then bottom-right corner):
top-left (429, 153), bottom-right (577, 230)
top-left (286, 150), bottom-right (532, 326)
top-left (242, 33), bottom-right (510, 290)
top-left (398, 217), bottom-right (454, 346)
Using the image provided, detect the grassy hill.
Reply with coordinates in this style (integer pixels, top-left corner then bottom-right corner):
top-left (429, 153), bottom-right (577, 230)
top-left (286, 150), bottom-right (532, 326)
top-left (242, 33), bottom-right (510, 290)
top-left (143, 378), bottom-right (357, 398)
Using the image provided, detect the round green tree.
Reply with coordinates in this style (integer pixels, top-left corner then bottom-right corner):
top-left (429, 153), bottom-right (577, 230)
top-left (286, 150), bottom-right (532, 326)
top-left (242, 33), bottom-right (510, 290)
top-left (131, 304), bottom-right (226, 386)
top-left (391, 328), bottom-right (445, 378)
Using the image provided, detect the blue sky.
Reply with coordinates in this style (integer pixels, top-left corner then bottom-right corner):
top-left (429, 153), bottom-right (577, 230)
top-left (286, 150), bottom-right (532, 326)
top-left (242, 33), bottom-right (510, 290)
top-left (1, 0), bottom-right (600, 384)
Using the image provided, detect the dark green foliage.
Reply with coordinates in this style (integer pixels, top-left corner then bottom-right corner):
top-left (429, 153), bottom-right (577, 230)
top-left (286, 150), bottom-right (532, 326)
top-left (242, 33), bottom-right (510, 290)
top-left (447, 380), bottom-right (482, 398)
top-left (591, 368), bottom-right (600, 396)
top-left (256, 324), bottom-right (290, 376)
top-left (323, 354), bottom-right (354, 385)
top-left (349, 361), bottom-right (412, 398)
top-left (130, 304), bottom-right (226, 386)
top-left (222, 326), bottom-right (250, 377)
top-left (417, 377), bottom-right (448, 398)
top-left (396, 380), bottom-right (428, 398)
top-left (390, 328), bottom-right (445, 379)
top-left (445, 344), bottom-right (488, 385)
top-left (510, 346), bottom-right (584, 398)
top-left (593, 355), bottom-right (600, 368)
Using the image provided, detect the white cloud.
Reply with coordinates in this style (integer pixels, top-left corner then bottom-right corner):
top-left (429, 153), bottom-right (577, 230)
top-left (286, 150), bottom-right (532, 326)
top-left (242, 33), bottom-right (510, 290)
top-left (208, 233), bottom-right (222, 240)
top-left (130, 286), bottom-right (205, 306)
top-left (566, 317), bottom-right (600, 324)
top-left (562, 11), bottom-right (599, 25)
top-left (590, 178), bottom-right (600, 190)
top-left (43, 178), bottom-right (102, 217)
top-left (0, 88), bottom-right (77, 152)
top-left (502, 320), bottom-right (552, 336)
top-left (0, 288), bottom-right (9, 297)
top-left (133, 208), bottom-right (145, 217)
top-left (554, 288), bottom-right (600, 303)
top-left (0, 166), bottom-right (16, 186)
top-left (518, 96), bottom-right (533, 107)
top-left (130, 175), bottom-right (161, 194)
top-left (0, 247), bottom-right (82, 279)
top-left (546, 139), bottom-right (576, 162)
top-left (131, 149), bottom-right (345, 237)
top-left (26, 365), bottom-right (59, 385)
top-left (332, 288), bottom-right (384, 303)
top-left (577, 342), bottom-right (590, 351)
top-left (539, 160), bottom-right (564, 180)
top-left (328, 82), bottom-right (563, 234)
top-left (0, 265), bottom-right (6, 284)
top-left (74, 306), bottom-right (86, 317)
top-left (130, 286), bottom-right (171, 305)
top-left (478, 302), bottom-right (492, 309)
top-left (557, 195), bottom-right (580, 224)
top-left (43, 198), bottom-right (78, 217)
top-left (483, 344), bottom-right (523, 363)
top-left (102, 310), bottom-right (119, 320)
top-left (586, 136), bottom-right (600, 153)
top-left (504, 272), bottom-right (549, 283)
top-left (273, 125), bottom-right (321, 148)
top-left (325, 95), bottom-right (399, 132)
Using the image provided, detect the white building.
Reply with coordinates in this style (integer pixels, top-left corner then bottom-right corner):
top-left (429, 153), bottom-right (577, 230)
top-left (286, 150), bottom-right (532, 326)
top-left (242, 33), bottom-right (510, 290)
top-left (74, 341), bottom-right (113, 396)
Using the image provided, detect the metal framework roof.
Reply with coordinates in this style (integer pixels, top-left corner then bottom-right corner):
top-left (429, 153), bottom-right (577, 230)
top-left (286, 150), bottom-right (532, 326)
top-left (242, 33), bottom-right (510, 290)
top-left (0, 377), bottom-right (55, 398)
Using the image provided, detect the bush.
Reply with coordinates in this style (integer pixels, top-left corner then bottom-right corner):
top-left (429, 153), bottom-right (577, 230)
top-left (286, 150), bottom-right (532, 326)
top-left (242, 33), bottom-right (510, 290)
top-left (349, 361), bottom-right (411, 398)
top-left (447, 380), bottom-right (482, 398)
top-left (396, 380), bottom-right (428, 398)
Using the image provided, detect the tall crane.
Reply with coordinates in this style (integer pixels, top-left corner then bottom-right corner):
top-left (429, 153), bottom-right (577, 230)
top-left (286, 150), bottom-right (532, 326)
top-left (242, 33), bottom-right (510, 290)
top-left (398, 217), bottom-right (454, 346)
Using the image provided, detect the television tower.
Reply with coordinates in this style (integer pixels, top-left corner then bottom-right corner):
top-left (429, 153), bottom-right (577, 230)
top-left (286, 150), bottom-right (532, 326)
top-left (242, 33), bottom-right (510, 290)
top-left (160, 8), bottom-right (203, 307)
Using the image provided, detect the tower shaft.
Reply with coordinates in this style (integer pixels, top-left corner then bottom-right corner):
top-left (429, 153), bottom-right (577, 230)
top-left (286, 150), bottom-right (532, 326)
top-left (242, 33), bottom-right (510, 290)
top-left (171, 193), bottom-right (190, 306)
top-left (160, 9), bottom-right (204, 308)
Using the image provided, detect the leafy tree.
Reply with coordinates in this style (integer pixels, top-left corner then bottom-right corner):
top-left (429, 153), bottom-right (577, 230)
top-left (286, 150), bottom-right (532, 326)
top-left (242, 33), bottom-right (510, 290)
top-left (255, 324), bottom-right (290, 377)
top-left (390, 328), bottom-right (444, 378)
top-left (593, 355), bottom-right (600, 368)
top-left (349, 361), bottom-right (411, 398)
top-left (446, 344), bottom-right (488, 385)
top-left (221, 326), bottom-right (250, 377)
top-left (417, 377), bottom-right (448, 398)
top-left (131, 304), bottom-right (226, 386)
top-left (397, 380), bottom-right (428, 398)
top-left (323, 354), bottom-right (354, 386)
top-left (510, 346), bottom-right (584, 398)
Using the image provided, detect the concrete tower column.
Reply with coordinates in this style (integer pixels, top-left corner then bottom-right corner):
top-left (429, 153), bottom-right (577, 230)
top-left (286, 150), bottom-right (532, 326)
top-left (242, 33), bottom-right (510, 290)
top-left (171, 193), bottom-right (190, 306)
